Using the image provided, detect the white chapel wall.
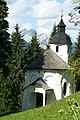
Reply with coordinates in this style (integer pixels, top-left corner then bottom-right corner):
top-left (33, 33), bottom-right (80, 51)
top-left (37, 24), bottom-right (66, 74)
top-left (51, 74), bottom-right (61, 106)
top-left (50, 44), bottom-right (69, 63)
top-left (25, 70), bottom-right (72, 100)
top-left (22, 69), bottom-right (73, 110)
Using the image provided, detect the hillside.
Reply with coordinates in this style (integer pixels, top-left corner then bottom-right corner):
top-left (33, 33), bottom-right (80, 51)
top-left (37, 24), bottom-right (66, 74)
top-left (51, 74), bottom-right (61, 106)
top-left (0, 92), bottom-right (80, 120)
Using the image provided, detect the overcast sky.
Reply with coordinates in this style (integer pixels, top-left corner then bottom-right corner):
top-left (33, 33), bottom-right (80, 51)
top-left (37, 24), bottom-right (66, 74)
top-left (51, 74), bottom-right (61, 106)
top-left (6, 0), bottom-right (80, 42)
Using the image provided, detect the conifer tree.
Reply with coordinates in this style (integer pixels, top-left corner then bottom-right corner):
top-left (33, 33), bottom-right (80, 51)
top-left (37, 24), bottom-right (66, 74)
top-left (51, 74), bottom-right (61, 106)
top-left (4, 24), bottom-right (26, 113)
top-left (27, 31), bottom-right (42, 66)
top-left (0, 0), bottom-right (11, 74)
top-left (0, 69), bottom-right (4, 115)
top-left (74, 32), bottom-right (80, 58)
top-left (0, 0), bottom-right (11, 115)
top-left (74, 32), bottom-right (80, 91)
top-left (70, 32), bottom-right (80, 92)
top-left (50, 23), bottom-right (57, 40)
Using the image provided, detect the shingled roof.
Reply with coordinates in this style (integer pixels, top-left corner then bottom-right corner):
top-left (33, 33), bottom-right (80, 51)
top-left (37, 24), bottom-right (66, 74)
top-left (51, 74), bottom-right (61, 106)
top-left (49, 32), bottom-right (72, 45)
top-left (24, 78), bottom-right (51, 90)
top-left (32, 78), bottom-right (50, 90)
top-left (28, 48), bottom-right (69, 70)
top-left (49, 18), bottom-right (72, 45)
top-left (57, 18), bottom-right (66, 27)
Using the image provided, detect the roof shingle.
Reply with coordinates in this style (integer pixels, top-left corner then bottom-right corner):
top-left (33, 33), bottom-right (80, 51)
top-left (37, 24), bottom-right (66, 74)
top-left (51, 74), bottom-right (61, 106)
top-left (49, 32), bottom-right (72, 45)
top-left (28, 48), bottom-right (69, 70)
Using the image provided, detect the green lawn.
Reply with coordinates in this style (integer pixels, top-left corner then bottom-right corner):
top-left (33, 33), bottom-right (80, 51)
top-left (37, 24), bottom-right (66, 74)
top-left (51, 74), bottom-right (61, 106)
top-left (0, 92), bottom-right (80, 120)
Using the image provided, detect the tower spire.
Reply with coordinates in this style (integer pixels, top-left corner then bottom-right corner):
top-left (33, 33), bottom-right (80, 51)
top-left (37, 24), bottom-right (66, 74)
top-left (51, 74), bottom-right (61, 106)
top-left (57, 16), bottom-right (66, 33)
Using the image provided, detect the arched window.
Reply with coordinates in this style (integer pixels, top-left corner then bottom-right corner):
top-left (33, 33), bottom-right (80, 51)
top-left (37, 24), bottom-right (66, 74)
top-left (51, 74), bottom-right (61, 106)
top-left (56, 46), bottom-right (59, 52)
top-left (63, 82), bottom-right (67, 96)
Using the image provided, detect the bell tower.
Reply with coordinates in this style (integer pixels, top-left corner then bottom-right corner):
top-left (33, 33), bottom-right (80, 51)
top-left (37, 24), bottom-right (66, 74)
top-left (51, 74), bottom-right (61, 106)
top-left (57, 17), bottom-right (66, 33)
top-left (49, 17), bottom-right (72, 63)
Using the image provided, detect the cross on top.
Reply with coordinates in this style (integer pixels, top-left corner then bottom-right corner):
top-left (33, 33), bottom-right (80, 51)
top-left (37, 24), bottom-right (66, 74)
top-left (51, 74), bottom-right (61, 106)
top-left (60, 9), bottom-right (64, 18)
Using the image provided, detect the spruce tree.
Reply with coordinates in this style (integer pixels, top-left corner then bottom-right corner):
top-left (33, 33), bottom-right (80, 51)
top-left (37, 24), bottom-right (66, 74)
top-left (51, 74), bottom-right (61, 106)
top-left (4, 24), bottom-right (26, 113)
top-left (0, 69), bottom-right (4, 115)
top-left (0, 0), bottom-right (10, 74)
top-left (0, 0), bottom-right (11, 115)
top-left (27, 31), bottom-right (42, 66)
top-left (74, 32), bottom-right (80, 58)
top-left (50, 23), bottom-right (57, 40)
top-left (74, 32), bottom-right (80, 91)
top-left (70, 32), bottom-right (80, 92)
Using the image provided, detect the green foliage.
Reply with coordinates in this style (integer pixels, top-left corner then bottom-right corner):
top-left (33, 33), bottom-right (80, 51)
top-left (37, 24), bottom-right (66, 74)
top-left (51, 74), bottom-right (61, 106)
top-left (58, 98), bottom-right (80, 120)
top-left (0, 0), bottom-right (11, 73)
top-left (49, 23), bottom-right (57, 41)
top-left (2, 24), bottom-right (26, 114)
top-left (0, 69), bottom-right (8, 116)
top-left (0, 69), bottom-right (3, 80)
top-left (0, 0), bottom-right (11, 115)
top-left (27, 31), bottom-right (42, 66)
top-left (0, 92), bottom-right (80, 120)
top-left (0, 69), bottom-right (4, 115)
top-left (67, 98), bottom-right (80, 120)
top-left (70, 58), bottom-right (80, 91)
top-left (74, 32), bottom-right (80, 59)
top-left (11, 24), bottom-right (26, 70)
top-left (70, 32), bottom-right (80, 92)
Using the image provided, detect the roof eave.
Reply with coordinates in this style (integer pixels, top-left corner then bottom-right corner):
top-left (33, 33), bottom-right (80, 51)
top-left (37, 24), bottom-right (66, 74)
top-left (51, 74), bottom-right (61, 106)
top-left (26, 68), bottom-right (68, 70)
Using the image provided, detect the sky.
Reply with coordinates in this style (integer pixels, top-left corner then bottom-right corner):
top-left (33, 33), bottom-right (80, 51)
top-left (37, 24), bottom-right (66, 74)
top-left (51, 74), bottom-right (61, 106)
top-left (6, 0), bottom-right (80, 42)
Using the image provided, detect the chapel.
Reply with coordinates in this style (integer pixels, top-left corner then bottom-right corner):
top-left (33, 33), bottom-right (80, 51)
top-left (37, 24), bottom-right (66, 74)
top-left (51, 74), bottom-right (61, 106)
top-left (22, 17), bottom-right (74, 110)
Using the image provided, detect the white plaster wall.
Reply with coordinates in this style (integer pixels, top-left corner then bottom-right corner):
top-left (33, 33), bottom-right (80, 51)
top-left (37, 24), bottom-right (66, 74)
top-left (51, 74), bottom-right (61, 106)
top-left (25, 70), bottom-right (44, 85)
top-left (28, 92), bottom-right (36, 109)
top-left (22, 87), bottom-right (28, 110)
top-left (62, 71), bottom-right (74, 94)
top-left (50, 44), bottom-right (68, 63)
top-left (43, 71), bottom-right (62, 100)
top-left (23, 69), bottom-right (73, 110)
top-left (22, 85), bottom-right (35, 110)
top-left (25, 70), bottom-right (68, 100)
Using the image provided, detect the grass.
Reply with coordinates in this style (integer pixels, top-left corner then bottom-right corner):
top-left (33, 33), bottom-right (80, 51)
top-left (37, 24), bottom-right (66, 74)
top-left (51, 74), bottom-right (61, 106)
top-left (0, 92), bottom-right (80, 120)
